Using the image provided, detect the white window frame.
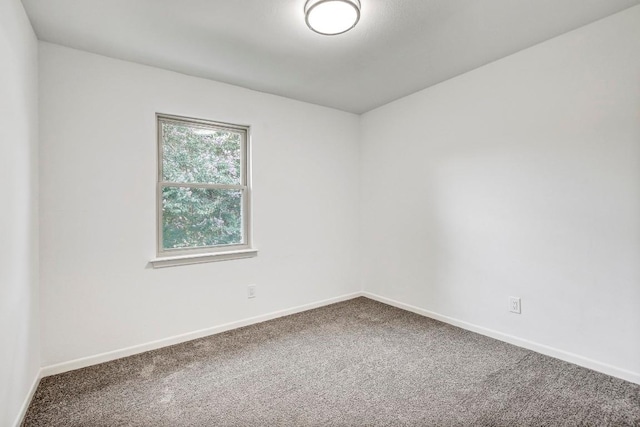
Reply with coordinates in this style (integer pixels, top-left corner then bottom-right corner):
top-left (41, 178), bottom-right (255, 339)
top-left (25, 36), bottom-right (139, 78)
top-left (151, 113), bottom-right (256, 268)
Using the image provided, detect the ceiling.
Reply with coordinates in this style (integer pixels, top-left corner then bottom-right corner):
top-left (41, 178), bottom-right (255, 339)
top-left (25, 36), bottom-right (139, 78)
top-left (22, 0), bottom-right (639, 114)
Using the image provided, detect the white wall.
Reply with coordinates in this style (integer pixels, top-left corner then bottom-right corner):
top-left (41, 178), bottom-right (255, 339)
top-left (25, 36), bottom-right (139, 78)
top-left (0, 0), bottom-right (40, 425)
top-left (39, 43), bottom-right (360, 366)
top-left (361, 6), bottom-right (640, 380)
top-left (36, 3), bottom-right (640, 386)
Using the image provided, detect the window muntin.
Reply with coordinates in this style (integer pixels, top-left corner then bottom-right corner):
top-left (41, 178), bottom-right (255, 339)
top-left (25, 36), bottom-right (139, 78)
top-left (157, 114), bottom-right (251, 257)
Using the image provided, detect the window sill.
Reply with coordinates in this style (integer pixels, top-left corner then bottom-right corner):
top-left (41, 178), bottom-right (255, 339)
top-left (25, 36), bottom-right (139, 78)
top-left (150, 249), bottom-right (258, 268)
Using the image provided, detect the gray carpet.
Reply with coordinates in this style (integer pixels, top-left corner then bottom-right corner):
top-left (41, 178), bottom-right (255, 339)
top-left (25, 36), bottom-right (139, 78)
top-left (23, 297), bottom-right (640, 426)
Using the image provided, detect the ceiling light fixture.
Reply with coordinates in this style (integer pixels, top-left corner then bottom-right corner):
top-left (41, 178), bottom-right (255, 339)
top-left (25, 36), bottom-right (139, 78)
top-left (304, 0), bottom-right (361, 36)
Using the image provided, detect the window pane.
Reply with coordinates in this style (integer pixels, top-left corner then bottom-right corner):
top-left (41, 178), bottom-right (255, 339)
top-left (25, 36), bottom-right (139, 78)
top-left (162, 186), bottom-right (243, 249)
top-left (161, 122), bottom-right (242, 185)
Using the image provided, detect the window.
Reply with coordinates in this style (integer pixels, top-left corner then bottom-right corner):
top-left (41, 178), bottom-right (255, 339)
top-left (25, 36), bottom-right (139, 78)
top-left (152, 114), bottom-right (256, 267)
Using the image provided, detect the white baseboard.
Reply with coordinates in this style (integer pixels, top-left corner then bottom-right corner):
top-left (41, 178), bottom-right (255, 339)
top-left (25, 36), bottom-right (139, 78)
top-left (35, 288), bottom-right (638, 415)
top-left (13, 368), bottom-right (42, 427)
top-left (41, 291), bottom-right (364, 377)
top-left (363, 292), bottom-right (640, 385)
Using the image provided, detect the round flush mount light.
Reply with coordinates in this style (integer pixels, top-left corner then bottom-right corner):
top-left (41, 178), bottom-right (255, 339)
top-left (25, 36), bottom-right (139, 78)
top-left (304, 0), bottom-right (361, 36)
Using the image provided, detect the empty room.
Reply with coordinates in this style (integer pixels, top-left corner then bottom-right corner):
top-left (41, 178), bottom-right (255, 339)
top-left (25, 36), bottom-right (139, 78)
top-left (2, 0), bottom-right (640, 425)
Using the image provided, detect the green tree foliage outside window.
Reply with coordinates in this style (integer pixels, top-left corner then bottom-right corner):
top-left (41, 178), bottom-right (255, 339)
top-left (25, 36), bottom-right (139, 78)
top-left (160, 119), bottom-right (247, 251)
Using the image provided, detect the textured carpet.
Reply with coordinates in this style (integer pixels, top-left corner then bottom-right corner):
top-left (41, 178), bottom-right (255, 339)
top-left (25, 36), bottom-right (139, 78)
top-left (23, 297), bottom-right (640, 426)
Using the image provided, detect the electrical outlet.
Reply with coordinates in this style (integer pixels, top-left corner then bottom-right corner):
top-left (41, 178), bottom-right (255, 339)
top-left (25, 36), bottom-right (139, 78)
top-left (248, 285), bottom-right (256, 299)
top-left (509, 297), bottom-right (521, 314)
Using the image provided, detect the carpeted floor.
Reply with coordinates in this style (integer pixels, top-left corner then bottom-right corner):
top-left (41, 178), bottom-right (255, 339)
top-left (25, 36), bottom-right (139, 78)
top-left (23, 297), bottom-right (640, 426)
